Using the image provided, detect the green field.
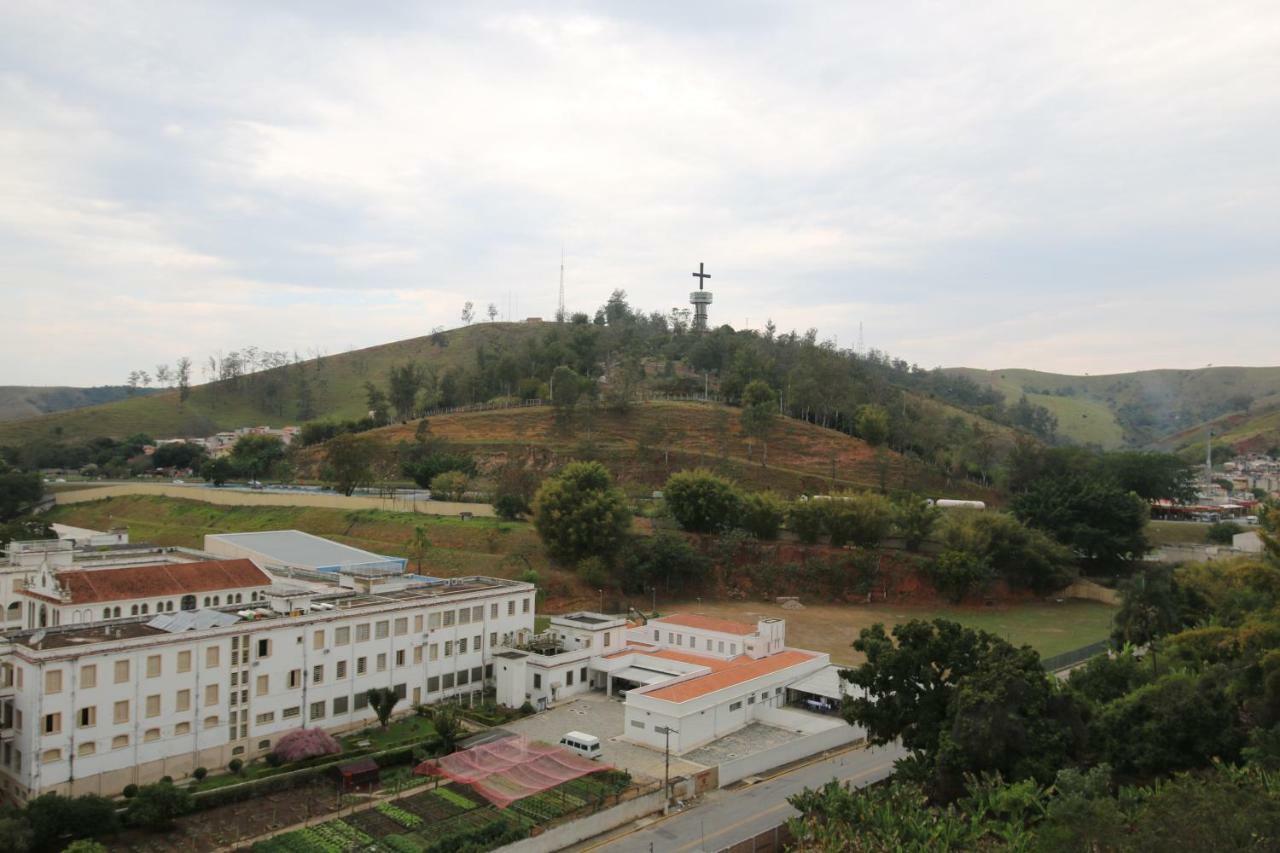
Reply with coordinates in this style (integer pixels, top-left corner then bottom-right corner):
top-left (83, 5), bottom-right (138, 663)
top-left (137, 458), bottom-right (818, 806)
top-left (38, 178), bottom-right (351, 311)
top-left (1147, 519), bottom-right (1214, 546)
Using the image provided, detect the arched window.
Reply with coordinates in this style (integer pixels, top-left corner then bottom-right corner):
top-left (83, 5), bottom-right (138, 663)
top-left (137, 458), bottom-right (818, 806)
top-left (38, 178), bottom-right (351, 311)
top-left (212, 596), bottom-right (220, 606)
top-left (103, 608), bottom-right (111, 620)
top-left (140, 603), bottom-right (148, 615)
top-left (6, 601), bottom-right (20, 621)
top-left (38, 605), bottom-right (48, 628)
top-left (202, 597), bottom-right (210, 607)
top-left (113, 607), bottom-right (121, 618)
top-left (131, 605), bottom-right (139, 616)
top-left (181, 595), bottom-right (196, 611)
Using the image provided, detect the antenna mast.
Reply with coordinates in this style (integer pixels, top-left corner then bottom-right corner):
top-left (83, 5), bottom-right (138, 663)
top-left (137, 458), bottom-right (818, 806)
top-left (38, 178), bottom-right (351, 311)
top-left (558, 248), bottom-right (566, 321)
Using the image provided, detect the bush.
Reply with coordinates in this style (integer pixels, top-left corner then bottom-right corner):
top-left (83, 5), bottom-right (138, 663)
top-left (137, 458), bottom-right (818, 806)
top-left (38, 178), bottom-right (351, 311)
top-left (664, 469), bottom-right (743, 533)
top-left (1207, 521), bottom-right (1244, 545)
top-left (265, 751), bottom-right (283, 768)
top-left (493, 493), bottom-right (528, 520)
top-left (430, 470), bottom-right (470, 502)
top-left (122, 784), bottom-right (138, 799)
top-left (824, 493), bottom-right (895, 548)
top-left (125, 781), bottom-right (193, 830)
top-left (927, 550), bottom-right (993, 603)
top-left (519, 700), bottom-right (536, 715)
top-left (192, 766), bottom-right (207, 781)
top-left (228, 758), bottom-right (243, 774)
top-left (621, 532), bottom-right (711, 595)
top-left (789, 500), bottom-right (829, 544)
top-left (739, 491), bottom-right (786, 540)
top-left (894, 496), bottom-right (941, 551)
top-left (576, 556), bottom-right (611, 587)
top-left (273, 728), bottom-right (342, 763)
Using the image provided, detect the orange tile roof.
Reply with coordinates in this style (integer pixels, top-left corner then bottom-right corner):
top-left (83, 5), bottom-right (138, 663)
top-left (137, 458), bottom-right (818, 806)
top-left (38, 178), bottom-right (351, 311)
top-left (652, 613), bottom-right (757, 636)
top-left (38, 559), bottom-right (271, 604)
top-left (642, 650), bottom-right (820, 703)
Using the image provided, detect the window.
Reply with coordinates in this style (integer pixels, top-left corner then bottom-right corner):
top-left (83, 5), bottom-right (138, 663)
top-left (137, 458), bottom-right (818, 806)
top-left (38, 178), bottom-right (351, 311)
top-left (174, 689), bottom-right (190, 712)
top-left (394, 617), bottom-right (408, 636)
top-left (43, 713), bottom-right (61, 735)
top-left (490, 603), bottom-right (498, 619)
top-left (394, 682), bottom-right (407, 699)
top-left (395, 650), bottom-right (405, 667)
top-left (375, 620), bottom-right (389, 639)
top-left (256, 711), bottom-right (275, 725)
top-left (747, 695), bottom-right (755, 705)
top-left (458, 638), bottom-right (467, 655)
top-left (428, 612), bottom-right (441, 629)
top-left (147, 655), bottom-right (162, 678)
top-left (333, 696), bottom-right (349, 715)
top-left (313, 630), bottom-right (325, 649)
top-left (113, 701), bottom-right (129, 724)
top-left (472, 666), bottom-right (483, 682)
top-left (354, 693), bottom-right (368, 710)
top-left (112, 734), bottom-right (129, 749)
top-left (204, 715), bottom-right (219, 729)
top-left (44, 670), bottom-right (62, 695)
top-left (443, 673), bottom-right (455, 689)
top-left (336, 660), bottom-right (348, 679)
top-left (414, 614), bottom-right (423, 632)
top-left (474, 634), bottom-right (481, 650)
top-left (80, 664), bottom-right (96, 689)
top-left (472, 606), bottom-right (483, 621)
top-left (523, 598), bottom-right (530, 613)
top-left (78, 706), bottom-right (96, 728)
top-left (566, 670), bottom-right (574, 686)
top-left (177, 650), bottom-right (192, 672)
top-left (335, 626), bottom-right (351, 645)
top-left (717, 641), bottom-right (724, 654)
top-left (631, 720), bottom-right (645, 729)
top-left (146, 695), bottom-right (161, 718)
top-left (458, 670), bottom-right (470, 686)
top-left (604, 633), bottom-right (611, 647)
top-left (706, 639), bottom-right (712, 651)
top-left (204, 684), bottom-right (219, 705)
top-left (675, 634), bottom-right (683, 646)
top-left (508, 601), bottom-right (515, 616)
top-left (427, 676), bottom-right (440, 693)
top-left (485, 664), bottom-right (493, 679)
top-left (490, 632), bottom-right (498, 648)
top-left (144, 728), bottom-right (160, 743)
top-left (654, 630), bottom-right (660, 642)
top-left (258, 739), bottom-right (271, 750)
top-left (729, 644), bottom-right (737, 656)
top-left (580, 667), bottom-right (588, 683)
top-left (668, 633), bottom-right (675, 644)
top-left (312, 664), bottom-right (323, 684)
top-left (256, 638), bottom-right (271, 658)
top-left (288, 670), bottom-right (301, 689)
top-left (205, 646), bottom-right (220, 668)
top-left (42, 749), bottom-right (61, 764)
top-left (376, 653), bottom-right (387, 672)
top-left (310, 701), bottom-right (325, 720)
top-left (443, 610), bottom-right (455, 627)
top-left (282, 706), bottom-right (300, 719)
top-left (413, 646), bottom-right (423, 664)
top-left (429, 643), bottom-right (439, 662)
top-left (459, 608), bottom-right (471, 625)
top-left (78, 741), bottom-right (96, 757)
top-left (356, 623), bottom-right (371, 642)
top-left (533, 674), bottom-right (542, 689)
top-left (175, 721), bottom-right (190, 735)
top-left (256, 675), bottom-right (268, 696)
top-left (444, 641), bottom-right (453, 657)
top-left (762, 692), bottom-right (769, 701)
top-left (356, 657), bottom-right (367, 675)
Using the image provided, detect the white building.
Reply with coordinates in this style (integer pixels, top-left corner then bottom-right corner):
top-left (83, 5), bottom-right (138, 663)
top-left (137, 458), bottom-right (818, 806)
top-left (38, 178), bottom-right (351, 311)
top-left (0, 575), bottom-right (535, 804)
top-left (493, 612), bottom-right (829, 754)
top-left (204, 531), bottom-right (408, 582)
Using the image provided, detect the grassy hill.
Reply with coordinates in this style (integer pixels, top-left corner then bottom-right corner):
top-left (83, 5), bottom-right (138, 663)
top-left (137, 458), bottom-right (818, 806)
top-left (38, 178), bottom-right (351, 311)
top-left (947, 366), bottom-right (1280, 449)
top-left (1156, 404), bottom-right (1280, 457)
top-left (0, 323), bottom-right (539, 445)
top-left (0, 385), bottom-right (156, 422)
top-left (325, 400), bottom-right (1000, 499)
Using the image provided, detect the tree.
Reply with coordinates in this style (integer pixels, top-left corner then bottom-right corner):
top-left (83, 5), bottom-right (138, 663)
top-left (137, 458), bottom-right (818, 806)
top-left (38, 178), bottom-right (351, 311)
top-left (176, 356), bottom-right (192, 403)
top-left (324, 434), bottom-right (380, 496)
top-left (823, 493), bottom-right (895, 548)
top-left (549, 365), bottom-right (584, 424)
top-left (229, 434), bottom-right (285, 481)
top-left (367, 687), bottom-right (400, 728)
top-left (928, 549), bottom-right (993, 603)
top-left (364, 381), bottom-right (390, 425)
top-left (272, 728), bottom-right (341, 763)
top-left (938, 510), bottom-right (1075, 593)
top-left (1260, 499), bottom-right (1280, 567)
top-left (1206, 520), bottom-right (1243, 544)
top-left (1012, 475), bottom-right (1149, 572)
top-left (1098, 451), bottom-right (1196, 502)
top-left (408, 525), bottom-right (432, 572)
top-left (855, 403), bottom-right (891, 447)
top-left (432, 705), bottom-right (461, 753)
top-left (894, 496), bottom-right (941, 552)
top-left (154, 364), bottom-right (172, 387)
top-left (739, 491), bottom-right (786, 540)
top-left (739, 380), bottom-right (778, 465)
top-left (151, 441), bottom-right (206, 471)
top-left (124, 781), bottom-right (192, 830)
top-left (1112, 565), bottom-right (1193, 646)
top-left (0, 817), bottom-right (32, 853)
top-left (429, 470), bottom-right (469, 502)
top-left (532, 462), bottom-right (631, 563)
top-left (0, 464), bottom-right (43, 520)
top-left (663, 469), bottom-right (743, 533)
top-left (487, 302), bottom-right (498, 322)
top-left (388, 363), bottom-right (424, 420)
top-left (621, 532), bottom-right (712, 594)
top-left (62, 842), bottom-right (109, 853)
top-left (461, 301), bottom-right (475, 325)
top-left (200, 457), bottom-right (236, 487)
top-left (788, 499), bottom-right (828, 544)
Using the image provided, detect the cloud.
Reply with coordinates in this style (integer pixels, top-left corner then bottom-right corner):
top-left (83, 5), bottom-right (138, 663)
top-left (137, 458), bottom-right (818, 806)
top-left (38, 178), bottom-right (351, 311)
top-left (0, 1), bottom-right (1278, 384)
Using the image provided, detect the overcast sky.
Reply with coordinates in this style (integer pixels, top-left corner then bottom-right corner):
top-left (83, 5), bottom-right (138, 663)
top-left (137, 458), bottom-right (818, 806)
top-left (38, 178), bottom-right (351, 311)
top-left (2, 1), bottom-right (1278, 386)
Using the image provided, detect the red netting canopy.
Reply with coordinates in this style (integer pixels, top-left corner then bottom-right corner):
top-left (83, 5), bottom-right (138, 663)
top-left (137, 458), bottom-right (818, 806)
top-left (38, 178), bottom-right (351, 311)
top-left (413, 736), bottom-right (612, 808)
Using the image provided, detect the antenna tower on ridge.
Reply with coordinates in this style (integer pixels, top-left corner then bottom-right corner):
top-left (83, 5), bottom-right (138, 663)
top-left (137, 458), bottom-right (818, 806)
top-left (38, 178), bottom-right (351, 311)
top-left (557, 248), bottom-right (566, 322)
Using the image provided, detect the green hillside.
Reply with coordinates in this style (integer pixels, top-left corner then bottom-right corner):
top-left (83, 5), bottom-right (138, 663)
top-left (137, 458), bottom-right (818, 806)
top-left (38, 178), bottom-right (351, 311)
top-left (1157, 404), bottom-right (1280, 457)
top-left (947, 366), bottom-right (1280, 449)
top-left (0, 385), bottom-right (156, 422)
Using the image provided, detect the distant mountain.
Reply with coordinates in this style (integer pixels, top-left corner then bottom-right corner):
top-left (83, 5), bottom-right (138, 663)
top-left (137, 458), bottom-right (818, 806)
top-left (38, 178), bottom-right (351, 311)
top-left (0, 385), bottom-right (159, 423)
top-left (945, 366), bottom-right (1280, 450)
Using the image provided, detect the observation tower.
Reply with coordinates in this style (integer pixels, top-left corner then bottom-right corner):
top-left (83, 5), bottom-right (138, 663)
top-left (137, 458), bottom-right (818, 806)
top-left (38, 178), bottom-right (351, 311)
top-left (690, 262), bottom-right (712, 331)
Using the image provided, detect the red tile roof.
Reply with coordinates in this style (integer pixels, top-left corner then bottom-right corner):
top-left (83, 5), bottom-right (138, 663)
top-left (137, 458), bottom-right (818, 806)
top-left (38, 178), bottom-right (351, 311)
top-left (34, 559), bottom-right (271, 604)
top-left (642, 650), bottom-right (820, 703)
top-left (651, 613), bottom-right (757, 636)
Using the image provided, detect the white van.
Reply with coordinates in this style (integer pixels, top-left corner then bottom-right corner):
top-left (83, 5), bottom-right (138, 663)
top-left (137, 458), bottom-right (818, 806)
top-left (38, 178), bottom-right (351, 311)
top-left (559, 731), bottom-right (602, 760)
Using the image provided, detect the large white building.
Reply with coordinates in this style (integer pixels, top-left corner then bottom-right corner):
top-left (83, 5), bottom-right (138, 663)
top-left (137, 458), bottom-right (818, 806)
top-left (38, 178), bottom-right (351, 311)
top-left (493, 612), bottom-right (829, 754)
top-left (0, 574), bottom-right (535, 803)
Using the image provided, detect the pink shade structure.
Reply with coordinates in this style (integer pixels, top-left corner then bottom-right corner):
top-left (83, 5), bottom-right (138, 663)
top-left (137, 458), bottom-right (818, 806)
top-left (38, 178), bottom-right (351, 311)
top-left (413, 736), bottom-right (612, 808)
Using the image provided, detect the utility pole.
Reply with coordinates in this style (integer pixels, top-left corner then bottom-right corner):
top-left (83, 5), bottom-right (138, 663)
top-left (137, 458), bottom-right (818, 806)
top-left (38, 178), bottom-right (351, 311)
top-left (658, 725), bottom-right (679, 807)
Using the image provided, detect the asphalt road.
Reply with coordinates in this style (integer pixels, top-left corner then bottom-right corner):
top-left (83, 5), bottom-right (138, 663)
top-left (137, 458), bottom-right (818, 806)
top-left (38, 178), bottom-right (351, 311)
top-left (587, 742), bottom-right (906, 853)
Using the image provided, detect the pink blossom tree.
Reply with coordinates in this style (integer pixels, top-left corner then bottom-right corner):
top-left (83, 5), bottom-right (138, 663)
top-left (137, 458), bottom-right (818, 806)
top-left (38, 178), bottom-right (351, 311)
top-left (272, 728), bottom-right (341, 763)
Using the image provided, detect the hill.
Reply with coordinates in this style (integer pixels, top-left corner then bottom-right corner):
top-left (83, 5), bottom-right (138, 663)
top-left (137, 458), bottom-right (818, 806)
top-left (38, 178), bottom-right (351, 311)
top-left (0, 385), bottom-right (156, 422)
top-left (318, 400), bottom-right (1000, 500)
top-left (1155, 404), bottom-right (1280, 457)
top-left (946, 365), bottom-right (1280, 449)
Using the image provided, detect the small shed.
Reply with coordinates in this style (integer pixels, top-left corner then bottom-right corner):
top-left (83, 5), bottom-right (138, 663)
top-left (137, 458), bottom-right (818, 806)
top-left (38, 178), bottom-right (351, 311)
top-left (338, 757), bottom-right (380, 791)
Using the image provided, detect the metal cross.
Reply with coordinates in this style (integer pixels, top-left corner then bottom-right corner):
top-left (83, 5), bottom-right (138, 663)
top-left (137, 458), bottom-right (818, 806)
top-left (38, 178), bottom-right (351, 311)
top-left (691, 262), bottom-right (711, 290)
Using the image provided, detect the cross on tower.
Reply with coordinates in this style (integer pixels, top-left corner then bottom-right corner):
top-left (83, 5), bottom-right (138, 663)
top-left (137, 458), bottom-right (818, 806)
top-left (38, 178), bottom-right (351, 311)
top-left (692, 262), bottom-right (711, 290)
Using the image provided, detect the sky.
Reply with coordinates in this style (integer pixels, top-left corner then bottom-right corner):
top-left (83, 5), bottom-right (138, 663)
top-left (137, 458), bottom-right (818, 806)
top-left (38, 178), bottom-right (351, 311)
top-left (2, 1), bottom-right (1278, 386)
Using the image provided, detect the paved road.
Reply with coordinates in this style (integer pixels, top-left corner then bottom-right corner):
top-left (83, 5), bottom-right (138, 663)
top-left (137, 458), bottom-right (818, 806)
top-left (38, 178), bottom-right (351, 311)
top-left (590, 742), bottom-right (905, 852)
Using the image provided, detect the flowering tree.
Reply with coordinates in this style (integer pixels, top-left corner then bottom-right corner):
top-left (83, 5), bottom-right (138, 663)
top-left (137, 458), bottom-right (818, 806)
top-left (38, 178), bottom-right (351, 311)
top-left (272, 728), bottom-right (341, 763)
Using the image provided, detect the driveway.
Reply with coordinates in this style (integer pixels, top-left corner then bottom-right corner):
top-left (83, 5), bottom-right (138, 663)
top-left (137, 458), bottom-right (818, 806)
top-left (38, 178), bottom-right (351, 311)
top-left (503, 692), bottom-right (706, 784)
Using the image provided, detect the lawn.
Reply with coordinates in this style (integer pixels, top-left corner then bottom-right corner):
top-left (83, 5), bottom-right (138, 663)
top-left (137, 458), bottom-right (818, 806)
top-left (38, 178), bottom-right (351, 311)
top-left (1147, 520), bottom-right (1213, 546)
top-left (340, 715), bottom-right (437, 752)
top-left (659, 599), bottom-right (1117, 665)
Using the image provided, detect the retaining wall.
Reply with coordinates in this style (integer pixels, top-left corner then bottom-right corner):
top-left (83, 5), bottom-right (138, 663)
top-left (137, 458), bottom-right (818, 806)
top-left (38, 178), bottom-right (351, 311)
top-left (718, 721), bottom-right (862, 787)
top-left (498, 778), bottom-right (693, 853)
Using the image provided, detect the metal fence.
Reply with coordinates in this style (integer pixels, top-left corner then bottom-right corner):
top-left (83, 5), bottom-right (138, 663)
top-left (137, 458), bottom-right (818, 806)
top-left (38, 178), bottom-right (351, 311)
top-left (1041, 639), bottom-right (1111, 672)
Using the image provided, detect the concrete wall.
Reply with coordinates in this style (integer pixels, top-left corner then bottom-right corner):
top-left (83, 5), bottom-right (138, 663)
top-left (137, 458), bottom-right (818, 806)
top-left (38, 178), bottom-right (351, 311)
top-left (53, 483), bottom-right (494, 518)
top-left (498, 779), bottom-right (694, 853)
top-left (717, 722), bottom-right (862, 787)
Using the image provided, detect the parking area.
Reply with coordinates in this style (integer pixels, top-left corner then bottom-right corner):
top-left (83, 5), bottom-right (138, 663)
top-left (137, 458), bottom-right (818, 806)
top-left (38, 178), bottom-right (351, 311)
top-left (502, 692), bottom-right (706, 784)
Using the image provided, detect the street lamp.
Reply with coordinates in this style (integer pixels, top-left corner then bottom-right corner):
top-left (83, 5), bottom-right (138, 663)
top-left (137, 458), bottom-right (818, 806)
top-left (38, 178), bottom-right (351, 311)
top-left (598, 588), bottom-right (604, 614)
top-left (656, 725), bottom-right (679, 805)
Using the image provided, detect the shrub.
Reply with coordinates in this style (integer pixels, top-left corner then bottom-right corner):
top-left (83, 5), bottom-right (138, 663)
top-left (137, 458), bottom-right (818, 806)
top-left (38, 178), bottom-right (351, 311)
top-left (160, 775), bottom-right (173, 784)
top-left (1207, 521), bottom-right (1243, 545)
top-left (228, 758), bottom-right (243, 774)
top-left (621, 532), bottom-right (712, 595)
top-left (122, 784), bottom-right (138, 799)
top-left (664, 469), bottom-right (743, 533)
top-left (739, 491), bottom-right (786, 540)
top-left (824, 492), bottom-right (895, 548)
top-left (576, 556), bottom-right (611, 587)
top-left (430, 470), bottom-right (470, 502)
top-left (789, 500), bottom-right (829, 544)
top-left (125, 781), bottom-right (193, 830)
top-left (927, 550), bottom-right (993, 603)
top-left (272, 728), bottom-right (342, 764)
top-left (192, 766), bottom-right (207, 781)
top-left (894, 496), bottom-right (941, 552)
top-left (265, 751), bottom-right (283, 768)
top-left (494, 493), bottom-right (528, 520)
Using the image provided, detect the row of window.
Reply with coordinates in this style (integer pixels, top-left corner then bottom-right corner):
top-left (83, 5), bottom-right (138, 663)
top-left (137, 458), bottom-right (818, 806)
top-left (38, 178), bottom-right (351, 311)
top-left (43, 651), bottom-right (209, 696)
top-left (42, 686), bottom-right (213, 735)
top-left (655, 630), bottom-right (737, 656)
top-left (93, 591), bottom-right (260, 621)
top-left (531, 666), bottom-right (589, 691)
top-left (39, 718), bottom-right (221, 765)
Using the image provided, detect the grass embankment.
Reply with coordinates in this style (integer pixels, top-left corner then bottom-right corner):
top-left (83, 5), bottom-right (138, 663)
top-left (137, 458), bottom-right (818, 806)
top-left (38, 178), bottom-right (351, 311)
top-left (1147, 520), bottom-right (1214, 547)
top-left (46, 495), bottom-right (555, 583)
top-left (662, 599), bottom-right (1117, 665)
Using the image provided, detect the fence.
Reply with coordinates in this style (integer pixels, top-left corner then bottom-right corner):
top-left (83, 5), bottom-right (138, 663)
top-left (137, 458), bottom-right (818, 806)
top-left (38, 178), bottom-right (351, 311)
top-left (1041, 639), bottom-right (1111, 672)
top-left (717, 823), bottom-right (794, 853)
